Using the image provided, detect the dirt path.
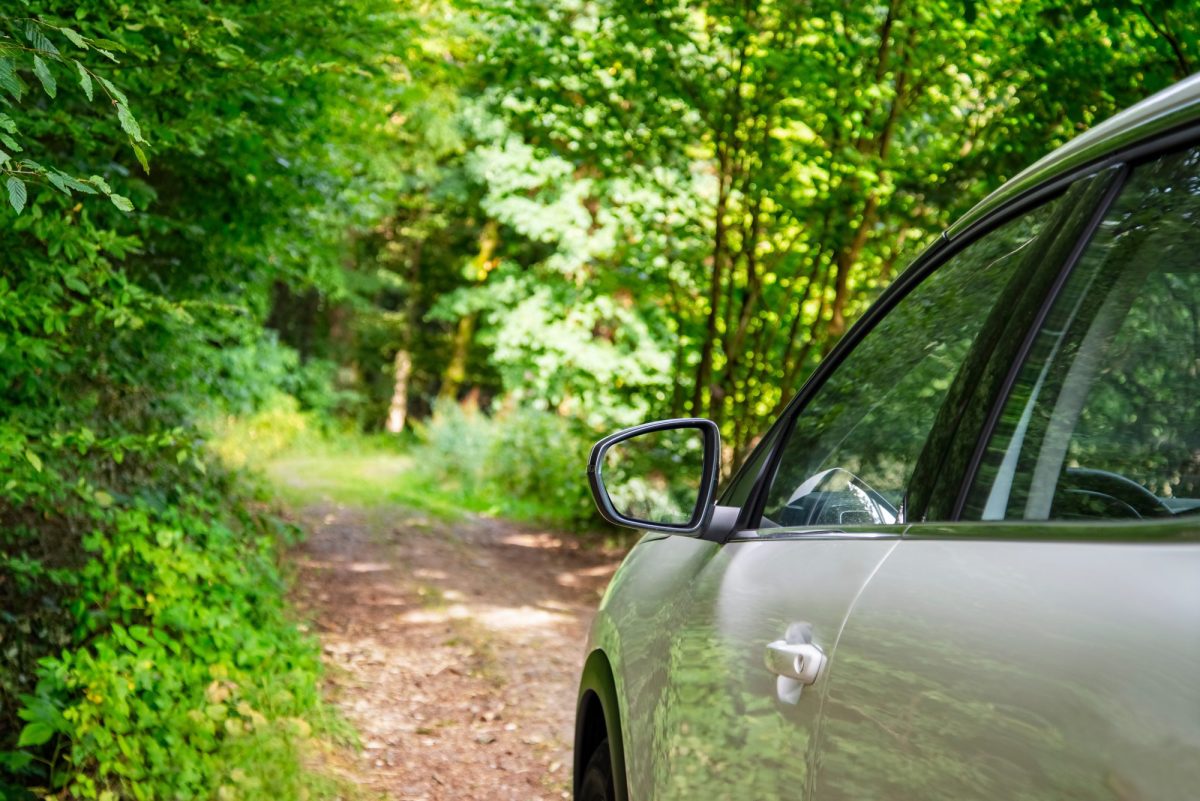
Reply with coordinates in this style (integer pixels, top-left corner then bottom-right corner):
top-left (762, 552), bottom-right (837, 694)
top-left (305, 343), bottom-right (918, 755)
top-left (289, 502), bottom-right (624, 801)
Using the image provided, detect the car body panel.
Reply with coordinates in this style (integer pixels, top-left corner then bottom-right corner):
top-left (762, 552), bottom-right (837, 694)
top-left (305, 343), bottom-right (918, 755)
top-left (812, 531), bottom-right (1200, 801)
top-left (591, 530), bottom-right (901, 800)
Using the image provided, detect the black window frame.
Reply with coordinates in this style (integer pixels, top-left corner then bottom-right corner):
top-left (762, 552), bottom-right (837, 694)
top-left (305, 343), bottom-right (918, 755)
top-left (951, 135), bottom-right (1200, 525)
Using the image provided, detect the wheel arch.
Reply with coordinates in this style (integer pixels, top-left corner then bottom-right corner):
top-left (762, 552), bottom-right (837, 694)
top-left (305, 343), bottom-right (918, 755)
top-left (574, 648), bottom-right (630, 801)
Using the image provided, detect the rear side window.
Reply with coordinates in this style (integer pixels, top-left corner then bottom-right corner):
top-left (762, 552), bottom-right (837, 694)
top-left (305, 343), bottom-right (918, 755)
top-left (758, 199), bottom-right (1061, 528)
top-left (966, 146), bottom-right (1200, 521)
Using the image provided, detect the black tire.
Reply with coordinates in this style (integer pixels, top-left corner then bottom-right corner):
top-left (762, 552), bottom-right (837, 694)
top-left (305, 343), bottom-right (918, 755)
top-left (578, 738), bottom-right (616, 801)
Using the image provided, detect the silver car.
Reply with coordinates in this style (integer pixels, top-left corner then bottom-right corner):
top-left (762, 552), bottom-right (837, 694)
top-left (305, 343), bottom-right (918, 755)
top-left (573, 76), bottom-right (1200, 801)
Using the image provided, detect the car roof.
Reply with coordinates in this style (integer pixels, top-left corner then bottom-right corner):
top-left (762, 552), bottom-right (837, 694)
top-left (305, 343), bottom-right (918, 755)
top-left (946, 73), bottom-right (1200, 240)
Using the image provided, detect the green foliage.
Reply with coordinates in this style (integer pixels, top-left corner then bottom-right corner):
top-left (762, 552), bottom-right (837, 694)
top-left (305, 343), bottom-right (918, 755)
top-left (0, 15), bottom-right (142, 212)
top-left (275, 0), bottom-right (1197, 468)
top-left (14, 475), bottom-right (337, 801)
top-left (1, 1), bottom-right (403, 798)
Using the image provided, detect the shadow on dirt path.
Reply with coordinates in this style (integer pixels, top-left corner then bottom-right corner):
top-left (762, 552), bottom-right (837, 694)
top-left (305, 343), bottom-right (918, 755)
top-left (289, 501), bottom-right (625, 801)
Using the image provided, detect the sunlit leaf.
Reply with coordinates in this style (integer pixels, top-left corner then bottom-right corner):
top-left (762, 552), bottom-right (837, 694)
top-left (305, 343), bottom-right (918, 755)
top-left (61, 27), bottom-right (89, 50)
top-left (0, 57), bottom-right (24, 100)
top-left (6, 176), bottom-right (26, 213)
top-left (32, 55), bottom-right (56, 98)
top-left (76, 61), bottom-right (93, 101)
top-left (17, 722), bottom-right (54, 748)
top-left (116, 103), bottom-right (145, 143)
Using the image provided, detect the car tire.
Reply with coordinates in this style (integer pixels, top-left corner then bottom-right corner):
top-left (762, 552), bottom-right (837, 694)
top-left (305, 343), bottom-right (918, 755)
top-left (578, 739), bottom-right (615, 801)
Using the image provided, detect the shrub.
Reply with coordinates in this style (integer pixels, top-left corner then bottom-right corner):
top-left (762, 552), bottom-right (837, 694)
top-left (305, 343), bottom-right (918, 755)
top-left (208, 394), bottom-right (315, 469)
top-left (416, 400), bottom-right (598, 528)
top-left (1, 430), bottom-right (337, 801)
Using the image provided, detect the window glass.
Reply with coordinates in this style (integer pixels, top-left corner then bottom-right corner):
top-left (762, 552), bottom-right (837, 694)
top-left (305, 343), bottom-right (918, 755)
top-left (760, 199), bottom-right (1061, 528)
top-left (965, 146), bottom-right (1200, 521)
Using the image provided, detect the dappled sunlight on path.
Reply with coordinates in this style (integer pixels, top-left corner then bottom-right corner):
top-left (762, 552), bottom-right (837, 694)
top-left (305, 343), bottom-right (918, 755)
top-left (289, 500), bottom-right (623, 800)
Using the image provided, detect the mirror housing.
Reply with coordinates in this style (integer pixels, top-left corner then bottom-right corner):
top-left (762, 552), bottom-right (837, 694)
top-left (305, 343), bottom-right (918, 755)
top-left (587, 418), bottom-right (722, 535)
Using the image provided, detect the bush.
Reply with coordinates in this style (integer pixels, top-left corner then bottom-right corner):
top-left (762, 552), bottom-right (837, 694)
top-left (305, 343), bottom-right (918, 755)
top-left (416, 400), bottom-right (598, 528)
top-left (0, 429), bottom-right (337, 801)
top-left (208, 394), bottom-right (315, 469)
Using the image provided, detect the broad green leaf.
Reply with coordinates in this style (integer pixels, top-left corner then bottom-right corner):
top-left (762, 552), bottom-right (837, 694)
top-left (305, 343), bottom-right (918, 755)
top-left (76, 61), bottom-right (93, 101)
top-left (0, 58), bottom-right (23, 101)
top-left (61, 27), bottom-right (89, 50)
top-left (56, 172), bottom-right (97, 195)
top-left (116, 103), bottom-right (145, 143)
top-left (24, 22), bottom-right (60, 56)
top-left (89, 175), bottom-right (112, 194)
top-left (24, 448), bottom-right (41, 472)
top-left (6, 176), bottom-right (26, 214)
top-left (32, 55), bottom-right (57, 99)
top-left (0, 112), bottom-right (16, 133)
top-left (98, 75), bottom-right (128, 105)
top-left (0, 147), bottom-right (8, 165)
top-left (89, 38), bottom-right (127, 53)
top-left (63, 274), bottom-right (89, 293)
top-left (46, 171), bottom-right (71, 196)
top-left (0, 133), bottom-right (20, 153)
top-left (109, 193), bottom-right (134, 212)
top-left (17, 722), bottom-right (54, 748)
top-left (132, 143), bottom-right (150, 174)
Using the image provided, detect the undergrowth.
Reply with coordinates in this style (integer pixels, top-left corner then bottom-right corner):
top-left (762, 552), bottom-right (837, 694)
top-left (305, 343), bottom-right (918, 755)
top-left (1, 423), bottom-right (348, 800)
top-left (212, 395), bottom-right (601, 531)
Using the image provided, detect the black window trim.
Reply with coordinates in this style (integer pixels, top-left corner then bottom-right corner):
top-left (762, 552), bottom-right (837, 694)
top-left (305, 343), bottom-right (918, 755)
top-left (728, 120), bottom-right (1200, 540)
top-left (947, 166), bottom-right (1129, 521)
top-left (950, 130), bottom-right (1200, 525)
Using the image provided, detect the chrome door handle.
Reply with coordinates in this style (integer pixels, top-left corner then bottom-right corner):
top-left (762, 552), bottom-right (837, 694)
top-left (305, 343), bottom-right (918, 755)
top-left (765, 640), bottom-right (825, 685)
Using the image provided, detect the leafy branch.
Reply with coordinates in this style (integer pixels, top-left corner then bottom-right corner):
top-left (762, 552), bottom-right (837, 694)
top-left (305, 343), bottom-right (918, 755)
top-left (0, 16), bottom-right (147, 214)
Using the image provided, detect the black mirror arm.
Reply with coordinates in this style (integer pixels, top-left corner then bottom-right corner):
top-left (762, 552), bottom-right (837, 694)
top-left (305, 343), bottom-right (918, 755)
top-left (700, 504), bottom-right (740, 542)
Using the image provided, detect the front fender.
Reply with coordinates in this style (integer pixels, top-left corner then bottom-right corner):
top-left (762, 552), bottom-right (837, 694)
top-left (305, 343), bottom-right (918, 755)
top-left (574, 649), bottom-right (629, 801)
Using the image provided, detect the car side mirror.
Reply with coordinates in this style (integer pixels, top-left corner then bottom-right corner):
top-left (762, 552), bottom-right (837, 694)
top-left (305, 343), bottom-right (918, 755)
top-left (587, 418), bottom-right (721, 535)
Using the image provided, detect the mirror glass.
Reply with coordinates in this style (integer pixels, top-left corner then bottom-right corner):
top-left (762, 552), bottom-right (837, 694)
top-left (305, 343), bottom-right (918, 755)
top-left (603, 426), bottom-right (706, 527)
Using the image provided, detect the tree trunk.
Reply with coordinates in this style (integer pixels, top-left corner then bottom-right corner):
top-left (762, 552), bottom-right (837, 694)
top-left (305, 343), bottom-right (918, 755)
top-left (385, 349), bottom-right (413, 433)
top-left (439, 220), bottom-right (499, 402)
top-left (439, 314), bottom-right (475, 403)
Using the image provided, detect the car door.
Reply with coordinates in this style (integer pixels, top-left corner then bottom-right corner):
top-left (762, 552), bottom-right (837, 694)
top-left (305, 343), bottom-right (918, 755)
top-left (811, 145), bottom-right (1200, 801)
top-left (610, 175), bottom-right (1107, 801)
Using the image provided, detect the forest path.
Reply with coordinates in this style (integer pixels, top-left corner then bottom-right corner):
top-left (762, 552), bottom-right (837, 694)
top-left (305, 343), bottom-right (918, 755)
top-left (287, 498), bottom-right (623, 800)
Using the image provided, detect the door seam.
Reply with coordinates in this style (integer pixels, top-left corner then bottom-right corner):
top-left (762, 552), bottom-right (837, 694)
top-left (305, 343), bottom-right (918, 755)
top-left (801, 533), bottom-right (904, 801)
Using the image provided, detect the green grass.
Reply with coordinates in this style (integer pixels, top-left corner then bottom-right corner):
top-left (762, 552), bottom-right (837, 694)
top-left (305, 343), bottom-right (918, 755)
top-left (265, 446), bottom-right (591, 527)
top-left (208, 397), bottom-right (602, 529)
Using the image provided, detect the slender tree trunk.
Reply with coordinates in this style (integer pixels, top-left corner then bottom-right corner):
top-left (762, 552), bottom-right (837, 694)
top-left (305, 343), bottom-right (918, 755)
top-left (440, 220), bottom-right (499, 402)
top-left (384, 229), bottom-right (424, 433)
top-left (692, 153), bottom-right (732, 418)
top-left (385, 349), bottom-right (413, 433)
top-left (691, 34), bottom-right (749, 419)
top-left (439, 314), bottom-right (475, 403)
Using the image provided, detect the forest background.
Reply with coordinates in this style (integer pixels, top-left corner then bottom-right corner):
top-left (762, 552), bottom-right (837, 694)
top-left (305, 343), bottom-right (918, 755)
top-left (1, 0), bottom-right (1196, 798)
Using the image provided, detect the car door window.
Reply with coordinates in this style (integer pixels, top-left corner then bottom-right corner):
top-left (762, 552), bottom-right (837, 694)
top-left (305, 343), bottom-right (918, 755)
top-left (965, 145), bottom-right (1200, 521)
top-left (759, 200), bottom-right (1063, 528)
